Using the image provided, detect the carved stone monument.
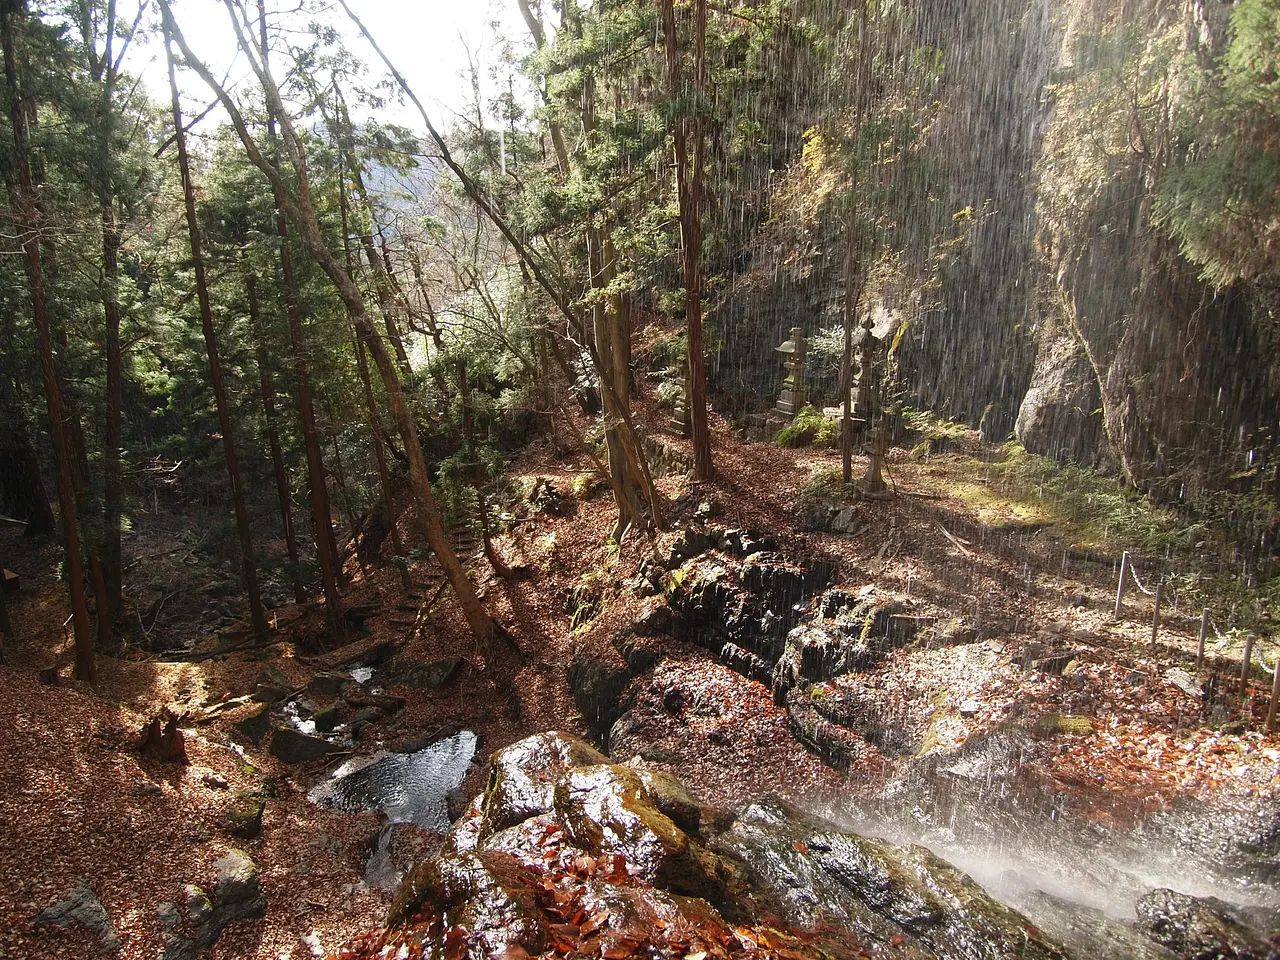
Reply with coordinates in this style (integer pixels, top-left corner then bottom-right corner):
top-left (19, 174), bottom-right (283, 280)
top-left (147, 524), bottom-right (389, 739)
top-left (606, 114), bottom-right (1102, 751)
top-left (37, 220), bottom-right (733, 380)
top-left (773, 327), bottom-right (807, 418)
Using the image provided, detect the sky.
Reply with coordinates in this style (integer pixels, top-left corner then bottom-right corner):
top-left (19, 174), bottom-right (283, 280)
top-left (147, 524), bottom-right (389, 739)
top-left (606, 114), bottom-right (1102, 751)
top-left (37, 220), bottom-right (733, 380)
top-left (123, 0), bottom-right (535, 141)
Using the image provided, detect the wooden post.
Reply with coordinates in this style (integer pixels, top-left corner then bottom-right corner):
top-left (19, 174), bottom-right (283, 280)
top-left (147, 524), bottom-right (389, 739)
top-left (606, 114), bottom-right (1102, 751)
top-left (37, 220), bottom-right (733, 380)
top-left (1240, 632), bottom-right (1256, 697)
top-left (1196, 608), bottom-right (1209, 672)
top-left (1267, 656), bottom-right (1280, 734)
top-left (1114, 551), bottom-right (1130, 619)
top-left (1150, 582), bottom-right (1163, 653)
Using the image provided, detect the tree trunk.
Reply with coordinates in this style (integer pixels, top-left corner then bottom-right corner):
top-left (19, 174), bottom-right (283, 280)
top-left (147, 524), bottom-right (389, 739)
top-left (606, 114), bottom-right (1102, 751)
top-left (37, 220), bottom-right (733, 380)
top-left (355, 334), bottom-right (411, 592)
top-left (841, 3), bottom-right (871, 486)
top-left (581, 73), bottom-right (646, 537)
top-left (257, 0), bottom-right (344, 637)
top-left (457, 358), bottom-right (504, 573)
top-left (163, 17), bottom-right (269, 642)
top-left (0, 576), bottom-right (11, 661)
top-left (0, 411), bottom-right (56, 536)
top-left (247, 270), bottom-right (306, 605)
top-left (661, 0), bottom-right (713, 482)
top-left (78, 0), bottom-right (125, 629)
top-left (841, 233), bottom-right (857, 485)
top-left (2, 0), bottom-right (94, 682)
top-left (63, 406), bottom-right (111, 651)
top-left (165, 0), bottom-right (495, 645)
top-left (101, 200), bottom-right (124, 626)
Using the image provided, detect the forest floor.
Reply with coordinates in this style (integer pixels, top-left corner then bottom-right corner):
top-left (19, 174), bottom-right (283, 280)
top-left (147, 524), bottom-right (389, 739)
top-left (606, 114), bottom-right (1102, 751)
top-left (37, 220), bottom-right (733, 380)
top-left (1, 405), bottom-right (1278, 960)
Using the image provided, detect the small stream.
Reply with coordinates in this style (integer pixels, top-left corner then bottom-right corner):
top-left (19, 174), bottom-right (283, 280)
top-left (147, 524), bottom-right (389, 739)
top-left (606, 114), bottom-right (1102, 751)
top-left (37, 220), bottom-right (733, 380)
top-left (308, 730), bottom-right (478, 832)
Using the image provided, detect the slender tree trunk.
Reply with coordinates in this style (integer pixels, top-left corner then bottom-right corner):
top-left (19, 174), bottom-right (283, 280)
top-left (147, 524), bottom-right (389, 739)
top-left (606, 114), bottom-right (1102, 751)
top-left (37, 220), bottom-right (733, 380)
top-left (332, 83), bottom-right (413, 376)
top-left (163, 18), bottom-right (269, 641)
top-left (841, 2), bottom-right (871, 486)
top-left (247, 271), bottom-right (305, 605)
top-left (841, 234), bottom-right (857, 485)
top-left (457, 358), bottom-right (504, 573)
top-left (326, 410), bottom-right (366, 580)
top-left (62, 398), bottom-right (111, 650)
top-left (661, 0), bottom-right (713, 481)
top-left (581, 73), bottom-right (645, 537)
top-left (0, 577), bottom-right (11, 661)
top-left (101, 201), bottom-right (124, 625)
top-left (355, 334), bottom-right (411, 592)
top-left (3, 0), bottom-right (94, 681)
top-left (76, 0), bottom-right (129, 628)
top-left (166, 0), bottom-right (495, 644)
top-left (256, 0), bottom-right (344, 637)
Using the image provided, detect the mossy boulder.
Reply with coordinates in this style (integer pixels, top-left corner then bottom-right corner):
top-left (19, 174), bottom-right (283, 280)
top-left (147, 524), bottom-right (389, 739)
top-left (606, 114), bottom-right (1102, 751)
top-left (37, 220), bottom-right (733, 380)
top-left (225, 794), bottom-right (265, 840)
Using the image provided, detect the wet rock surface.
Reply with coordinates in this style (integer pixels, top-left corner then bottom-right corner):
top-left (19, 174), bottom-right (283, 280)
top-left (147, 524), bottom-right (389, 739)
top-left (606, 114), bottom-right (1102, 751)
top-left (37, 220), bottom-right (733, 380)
top-left (1133, 888), bottom-right (1280, 960)
top-left (331, 732), bottom-right (1275, 960)
top-left (309, 731), bottom-right (478, 832)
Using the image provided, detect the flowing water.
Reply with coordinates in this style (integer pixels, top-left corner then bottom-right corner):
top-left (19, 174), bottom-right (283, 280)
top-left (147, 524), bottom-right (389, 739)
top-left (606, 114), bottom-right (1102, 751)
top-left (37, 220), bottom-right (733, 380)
top-left (308, 730), bottom-right (478, 832)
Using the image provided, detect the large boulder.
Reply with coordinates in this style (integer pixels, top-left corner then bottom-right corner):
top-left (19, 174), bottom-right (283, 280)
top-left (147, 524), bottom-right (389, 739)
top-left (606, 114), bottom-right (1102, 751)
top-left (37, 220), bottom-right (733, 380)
top-left (478, 731), bottom-right (609, 837)
top-left (1015, 318), bottom-right (1108, 467)
top-left (269, 726), bottom-right (336, 764)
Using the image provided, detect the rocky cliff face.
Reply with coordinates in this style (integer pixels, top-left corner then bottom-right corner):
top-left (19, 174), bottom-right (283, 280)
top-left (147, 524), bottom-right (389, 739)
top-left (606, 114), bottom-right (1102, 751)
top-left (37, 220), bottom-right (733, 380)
top-left (1029, 0), bottom-right (1280, 498)
top-left (711, 0), bottom-right (1279, 504)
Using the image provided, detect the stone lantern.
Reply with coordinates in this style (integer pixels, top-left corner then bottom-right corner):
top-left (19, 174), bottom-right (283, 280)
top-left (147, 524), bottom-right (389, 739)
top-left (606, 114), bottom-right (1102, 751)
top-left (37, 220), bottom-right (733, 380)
top-left (852, 315), bottom-right (878, 425)
top-left (773, 326), bottom-right (807, 418)
top-left (670, 365), bottom-right (692, 437)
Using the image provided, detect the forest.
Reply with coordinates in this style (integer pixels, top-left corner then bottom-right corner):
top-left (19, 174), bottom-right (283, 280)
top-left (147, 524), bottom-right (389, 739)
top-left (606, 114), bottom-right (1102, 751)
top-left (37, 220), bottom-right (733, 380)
top-left (1, 0), bottom-right (1278, 958)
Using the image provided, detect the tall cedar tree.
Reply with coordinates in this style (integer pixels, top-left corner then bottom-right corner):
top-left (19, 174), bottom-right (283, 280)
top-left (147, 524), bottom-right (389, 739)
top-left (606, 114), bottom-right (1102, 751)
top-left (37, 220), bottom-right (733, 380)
top-left (661, 0), bottom-right (713, 481)
top-left (246, 270), bottom-right (307, 605)
top-left (75, 0), bottom-right (138, 629)
top-left (159, 0), bottom-right (497, 645)
top-left (256, 0), bottom-right (345, 637)
top-left (162, 15), bottom-right (270, 641)
top-left (331, 130), bottom-right (411, 591)
top-left (840, 3), bottom-right (871, 485)
top-left (2, 0), bottom-right (95, 681)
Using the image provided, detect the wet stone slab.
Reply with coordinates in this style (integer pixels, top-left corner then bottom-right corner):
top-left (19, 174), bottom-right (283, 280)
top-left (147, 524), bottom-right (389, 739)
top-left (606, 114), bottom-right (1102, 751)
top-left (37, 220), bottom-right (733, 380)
top-left (308, 731), bottom-right (477, 832)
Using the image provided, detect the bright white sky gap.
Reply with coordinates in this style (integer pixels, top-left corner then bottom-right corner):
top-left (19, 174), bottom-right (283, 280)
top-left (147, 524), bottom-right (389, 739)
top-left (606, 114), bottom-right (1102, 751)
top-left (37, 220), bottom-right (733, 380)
top-left (124, 0), bottom-right (535, 145)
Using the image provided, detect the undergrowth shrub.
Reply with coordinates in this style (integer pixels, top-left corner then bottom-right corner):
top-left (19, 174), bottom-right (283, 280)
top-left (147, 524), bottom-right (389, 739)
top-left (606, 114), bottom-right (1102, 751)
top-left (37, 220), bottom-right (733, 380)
top-left (776, 405), bottom-right (838, 448)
